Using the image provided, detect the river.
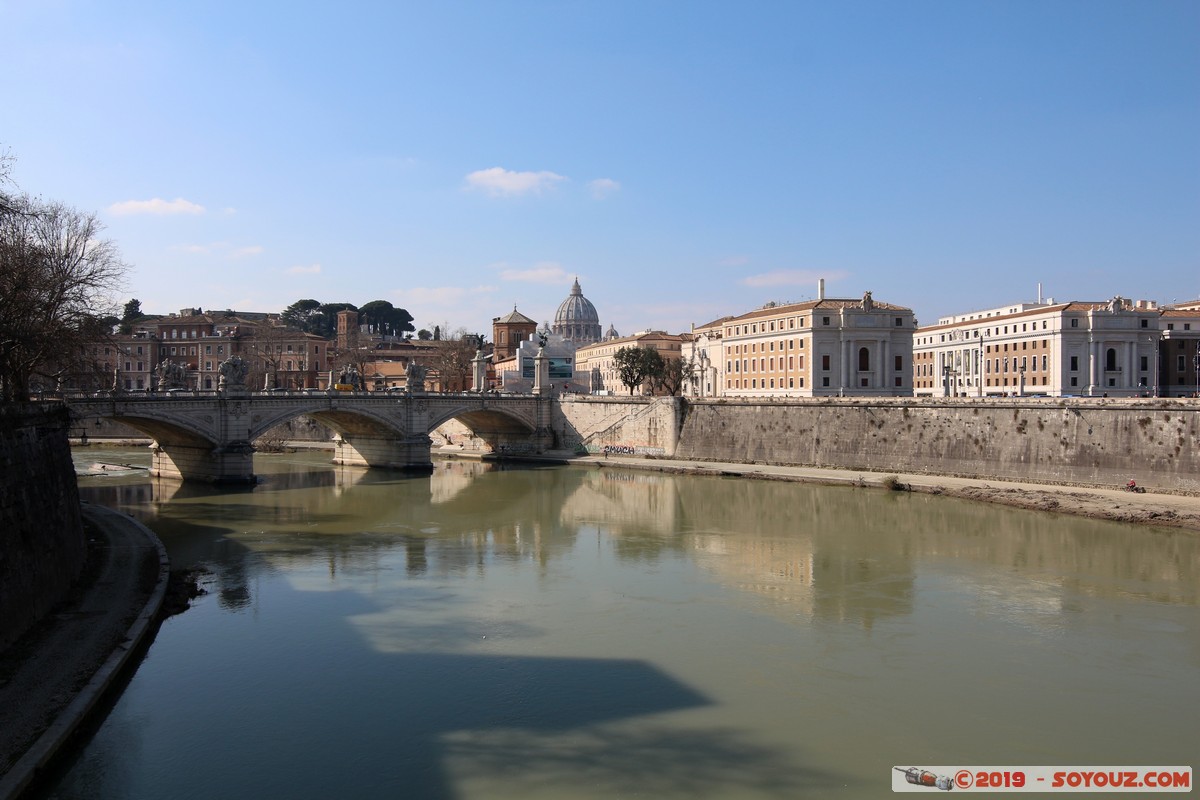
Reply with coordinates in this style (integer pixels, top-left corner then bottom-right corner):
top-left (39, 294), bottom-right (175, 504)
top-left (48, 448), bottom-right (1199, 798)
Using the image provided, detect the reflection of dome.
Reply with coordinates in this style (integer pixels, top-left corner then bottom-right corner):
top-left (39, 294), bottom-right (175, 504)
top-left (552, 278), bottom-right (602, 345)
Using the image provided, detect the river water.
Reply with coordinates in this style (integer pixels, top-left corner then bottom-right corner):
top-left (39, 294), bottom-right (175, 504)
top-left (49, 449), bottom-right (1198, 799)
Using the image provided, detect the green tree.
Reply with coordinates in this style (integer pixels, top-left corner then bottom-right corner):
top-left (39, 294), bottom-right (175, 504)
top-left (612, 346), bottom-right (664, 395)
top-left (358, 300), bottom-right (414, 337)
top-left (281, 299), bottom-right (322, 332)
top-left (119, 298), bottom-right (143, 334)
top-left (280, 299), bottom-right (357, 338)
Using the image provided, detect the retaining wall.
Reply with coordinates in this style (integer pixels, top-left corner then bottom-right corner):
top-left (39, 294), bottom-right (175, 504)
top-left (557, 397), bottom-right (1199, 492)
top-left (0, 405), bottom-right (86, 651)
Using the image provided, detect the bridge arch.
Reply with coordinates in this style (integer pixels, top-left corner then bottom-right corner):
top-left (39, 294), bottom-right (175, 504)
top-left (64, 393), bottom-right (555, 483)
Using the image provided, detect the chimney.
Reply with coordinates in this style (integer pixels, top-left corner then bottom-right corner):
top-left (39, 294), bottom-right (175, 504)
top-left (818, 278), bottom-right (825, 300)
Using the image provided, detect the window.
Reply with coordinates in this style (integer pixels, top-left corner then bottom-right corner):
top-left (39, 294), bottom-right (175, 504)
top-left (1071, 319), bottom-right (1079, 328)
top-left (1179, 356), bottom-right (1187, 371)
top-left (822, 355), bottom-right (831, 371)
top-left (1071, 377), bottom-right (1078, 386)
top-left (858, 347), bottom-right (870, 371)
top-left (1106, 348), bottom-right (1117, 371)
top-left (822, 377), bottom-right (830, 387)
top-left (1070, 356), bottom-right (1079, 371)
top-left (895, 355), bottom-right (903, 372)
top-left (1141, 319), bottom-right (1148, 328)
top-left (1042, 355), bottom-right (1047, 370)
top-left (205, 345), bottom-right (212, 354)
top-left (1140, 356), bottom-right (1148, 371)
top-left (822, 317), bottom-right (830, 326)
top-left (895, 317), bottom-right (903, 326)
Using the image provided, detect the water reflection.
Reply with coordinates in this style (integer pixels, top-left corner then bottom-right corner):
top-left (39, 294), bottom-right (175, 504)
top-left (62, 449), bottom-right (1200, 799)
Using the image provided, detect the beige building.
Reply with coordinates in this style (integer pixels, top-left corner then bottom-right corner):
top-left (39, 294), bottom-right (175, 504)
top-left (576, 331), bottom-right (685, 395)
top-left (1159, 302), bottom-right (1200, 397)
top-left (913, 296), bottom-right (1161, 397)
top-left (716, 289), bottom-right (915, 397)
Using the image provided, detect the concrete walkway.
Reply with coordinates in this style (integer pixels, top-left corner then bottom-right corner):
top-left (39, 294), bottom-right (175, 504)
top-left (0, 505), bottom-right (168, 800)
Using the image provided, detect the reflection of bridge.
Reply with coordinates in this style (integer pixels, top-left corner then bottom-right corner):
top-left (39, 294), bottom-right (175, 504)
top-left (66, 392), bottom-right (554, 483)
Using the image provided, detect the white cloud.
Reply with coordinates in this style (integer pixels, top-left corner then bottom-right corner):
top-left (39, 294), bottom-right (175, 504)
top-left (286, 263), bottom-right (322, 275)
top-left (231, 245), bottom-right (264, 258)
top-left (588, 178), bottom-right (620, 199)
top-left (108, 197), bottom-right (206, 216)
top-left (498, 262), bottom-right (570, 285)
top-left (741, 269), bottom-right (849, 288)
top-left (465, 167), bottom-right (565, 197)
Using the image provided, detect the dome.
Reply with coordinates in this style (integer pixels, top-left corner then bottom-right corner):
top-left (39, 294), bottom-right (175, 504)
top-left (552, 278), bottom-right (602, 345)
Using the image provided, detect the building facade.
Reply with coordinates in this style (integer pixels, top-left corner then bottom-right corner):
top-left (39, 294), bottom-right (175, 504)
top-left (913, 297), bottom-right (1162, 397)
top-left (576, 331), bottom-right (685, 395)
top-left (1159, 302), bottom-right (1200, 397)
top-left (716, 292), bottom-right (914, 397)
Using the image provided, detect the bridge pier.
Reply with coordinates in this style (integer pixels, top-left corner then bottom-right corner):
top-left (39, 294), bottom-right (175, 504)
top-left (332, 434), bottom-right (434, 471)
top-left (150, 440), bottom-right (257, 484)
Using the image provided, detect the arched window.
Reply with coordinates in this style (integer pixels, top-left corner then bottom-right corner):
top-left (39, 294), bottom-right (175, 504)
top-left (1106, 348), bottom-right (1118, 371)
top-left (858, 347), bottom-right (870, 372)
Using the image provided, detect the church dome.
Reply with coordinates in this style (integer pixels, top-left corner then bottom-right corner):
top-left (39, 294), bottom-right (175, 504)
top-left (552, 278), bottom-right (602, 345)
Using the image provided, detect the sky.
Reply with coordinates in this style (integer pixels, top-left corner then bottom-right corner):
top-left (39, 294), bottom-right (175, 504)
top-left (2, 0), bottom-right (1198, 336)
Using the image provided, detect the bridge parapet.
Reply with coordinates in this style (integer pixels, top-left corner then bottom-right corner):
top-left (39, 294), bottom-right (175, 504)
top-left (64, 392), bottom-right (555, 482)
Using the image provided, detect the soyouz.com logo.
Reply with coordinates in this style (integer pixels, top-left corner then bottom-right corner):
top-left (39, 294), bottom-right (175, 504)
top-left (892, 766), bottom-right (1192, 792)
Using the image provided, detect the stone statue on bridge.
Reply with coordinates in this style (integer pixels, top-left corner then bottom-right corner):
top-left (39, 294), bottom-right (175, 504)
top-left (218, 356), bottom-right (249, 390)
top-left (339, 365), bottom-right (361, 391)
top-left (157, 359), bottom-right (188, 391)
top-left (405, 360), bottom-right (427, 393)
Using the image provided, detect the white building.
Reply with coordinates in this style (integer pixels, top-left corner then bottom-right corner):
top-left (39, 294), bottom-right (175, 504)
top-left (913, 296), bottom-right (1161, 397)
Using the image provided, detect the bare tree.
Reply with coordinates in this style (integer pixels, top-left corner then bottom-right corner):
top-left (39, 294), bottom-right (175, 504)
top-left (653, 355), bottom-right (690, 397)
top-left (429, 329), bottom-right (482, 392)
top-left (0, 195), bottom-right (126, 402)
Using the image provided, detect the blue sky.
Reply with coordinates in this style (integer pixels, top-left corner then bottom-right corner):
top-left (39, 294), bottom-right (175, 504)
top-left (3, 0), bottom-right (1197, 336)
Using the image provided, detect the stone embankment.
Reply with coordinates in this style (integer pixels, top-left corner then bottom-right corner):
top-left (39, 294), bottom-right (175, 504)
top-left (0, 405), bottom-right (86, 652)
top-left (554, 396), bottom-right (1200, 495)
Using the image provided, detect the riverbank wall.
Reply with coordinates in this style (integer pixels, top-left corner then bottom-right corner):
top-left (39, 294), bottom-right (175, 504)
top-left (556, 397), bottom-right (1200, 493)
top-left (0, 405), bottom-right (86, 651)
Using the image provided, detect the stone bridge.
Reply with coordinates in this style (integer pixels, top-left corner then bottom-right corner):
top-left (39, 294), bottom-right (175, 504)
top-left (66, 391), bottom-right (554, 483)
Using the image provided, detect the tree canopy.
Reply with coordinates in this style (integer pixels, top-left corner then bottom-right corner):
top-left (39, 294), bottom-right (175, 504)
top-left (358, 300), bottom-right (414, 337)
top-left (612, 346), bottom-right (664, 395)
top-left (280, 299), bottom-right (359, 338)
